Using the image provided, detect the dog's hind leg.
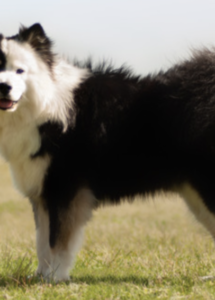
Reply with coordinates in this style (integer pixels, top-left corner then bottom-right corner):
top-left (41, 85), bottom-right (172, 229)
top-left (46, 189), bottom-right (95, 281)
top-left (180, 183), bottom-right (215, 238)
top-left (180, 182), bottom-right (215, 280)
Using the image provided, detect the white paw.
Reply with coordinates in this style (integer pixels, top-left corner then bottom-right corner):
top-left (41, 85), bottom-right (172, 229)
top-left (36, 266), bottom-right (70, 282)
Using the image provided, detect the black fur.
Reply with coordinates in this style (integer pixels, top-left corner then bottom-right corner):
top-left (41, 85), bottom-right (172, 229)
top-left (32, 51), bottom-right (215, 247)
top-left (0, 35), bottom-right (6, 72)
top-left (0, 50), bottom-right (6, 72)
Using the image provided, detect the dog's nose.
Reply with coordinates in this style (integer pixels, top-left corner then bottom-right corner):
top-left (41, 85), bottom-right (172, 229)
top-left (0, 83), bottom-right (12, 96)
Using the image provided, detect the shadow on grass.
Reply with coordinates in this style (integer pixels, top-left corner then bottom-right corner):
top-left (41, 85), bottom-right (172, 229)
top-left (72, 274), bottom-right (150, 285)
top-left (71, 273), bottom-right (199, 290)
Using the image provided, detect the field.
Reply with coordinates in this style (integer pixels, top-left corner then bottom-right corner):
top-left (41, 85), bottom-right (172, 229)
top-left (0, 159), bottom-right (215, 299)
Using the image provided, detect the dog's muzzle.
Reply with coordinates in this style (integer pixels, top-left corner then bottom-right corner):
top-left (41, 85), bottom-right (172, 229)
top-left (0, 83), bottom-right (17, 110)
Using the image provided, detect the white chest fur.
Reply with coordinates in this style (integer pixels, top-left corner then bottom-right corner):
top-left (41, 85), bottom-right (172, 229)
top-left (0, 121), bottom-right (50, 199)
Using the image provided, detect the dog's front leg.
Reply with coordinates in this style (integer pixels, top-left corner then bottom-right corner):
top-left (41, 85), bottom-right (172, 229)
top-left (32, 201), bottom-right (52, 277)
top-left (44, 188), bottom-right (95, 282)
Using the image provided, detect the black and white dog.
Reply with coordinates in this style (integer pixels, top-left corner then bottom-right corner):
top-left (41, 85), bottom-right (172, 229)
top-left (0, 23), bottom-right (215, 281)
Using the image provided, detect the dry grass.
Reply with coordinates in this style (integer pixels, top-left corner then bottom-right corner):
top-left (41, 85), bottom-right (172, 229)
top-left (0, 158), bottom-right (214, 298)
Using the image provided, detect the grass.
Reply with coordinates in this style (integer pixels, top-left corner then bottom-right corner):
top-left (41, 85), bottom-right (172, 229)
top-left (0, 160), bottom-right (215, 298)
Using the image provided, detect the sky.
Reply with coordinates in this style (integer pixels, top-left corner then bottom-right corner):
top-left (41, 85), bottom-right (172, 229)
top-left (1, 0), bottom-right (215, 74)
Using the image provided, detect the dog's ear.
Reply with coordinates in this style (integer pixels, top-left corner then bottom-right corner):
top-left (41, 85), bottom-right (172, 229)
top-left (18, 23), bottom-right (54, 68)
top-left (19, 23), bottom-right (51, 48)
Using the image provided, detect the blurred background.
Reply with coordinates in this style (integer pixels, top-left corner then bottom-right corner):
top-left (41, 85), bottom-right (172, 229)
top-left (1, 0), bottom-right (215, 75)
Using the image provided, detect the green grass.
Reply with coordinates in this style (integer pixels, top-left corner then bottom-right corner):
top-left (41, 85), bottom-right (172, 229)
top-left (0, 160), bottom-right (215, 299)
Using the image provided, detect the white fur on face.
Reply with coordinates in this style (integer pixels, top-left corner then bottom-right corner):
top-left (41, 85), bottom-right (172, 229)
top-left (0, 39), bottom-right (38, 106)
top-left (0, 71), bottom-right (26, 103)
top-left (0, 38), bottom-right (89, 126)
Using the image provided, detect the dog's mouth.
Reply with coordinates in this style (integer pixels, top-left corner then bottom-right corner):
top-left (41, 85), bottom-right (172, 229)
top-left (0, 98), bottom-right (18, 110)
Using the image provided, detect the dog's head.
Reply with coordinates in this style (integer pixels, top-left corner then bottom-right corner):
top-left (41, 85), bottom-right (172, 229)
top-left (0, 23), bottom-right (54, 112)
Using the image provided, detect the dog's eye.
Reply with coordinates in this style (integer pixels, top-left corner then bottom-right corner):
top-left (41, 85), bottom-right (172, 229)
top-left (16, 69), bottom-right (24, 74)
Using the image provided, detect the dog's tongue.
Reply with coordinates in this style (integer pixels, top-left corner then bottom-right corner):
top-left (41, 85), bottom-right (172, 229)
top-left (0, 99), bottom-right (13, 109)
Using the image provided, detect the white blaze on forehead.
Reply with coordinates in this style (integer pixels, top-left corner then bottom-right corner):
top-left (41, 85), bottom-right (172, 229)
top-left (5, 40), bottom-right (38, 72)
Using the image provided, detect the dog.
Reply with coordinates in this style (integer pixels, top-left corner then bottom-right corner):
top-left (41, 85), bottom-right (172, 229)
top-left (0, 23), bottom-right (215, 281)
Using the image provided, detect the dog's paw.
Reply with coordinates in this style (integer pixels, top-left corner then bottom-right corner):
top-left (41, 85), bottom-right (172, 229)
top-left (36, 268), bottom-right (70, 282)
